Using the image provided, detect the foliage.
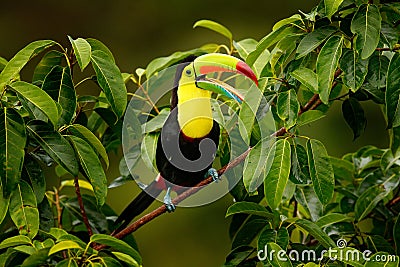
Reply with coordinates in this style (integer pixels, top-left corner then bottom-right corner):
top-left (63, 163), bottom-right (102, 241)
top-left (1, 0), bottom-right (400, 266)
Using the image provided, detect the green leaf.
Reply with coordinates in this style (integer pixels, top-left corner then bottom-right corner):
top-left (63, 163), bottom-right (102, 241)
top-left (91, 50), bottom-right (127, 118)
top-left (291, 67), bottom-right (318, 94)
top-left (226, 202), bottom-right (274, 219)
top-left (243, 138), bottom-right (273, 193)
top-left (41, 66), bottom-right (76, 126)
top-left (142, 108), bottom-right (170, 134)
top-left (316, 35), bottom-right (343, 104)
top-left (351, 4), bottom-right (382, 59)
top-left (68, 36), bottom-right (91, 71)
top-left (0, 108), bottom-right (26, 196)
top-left (296, 26), bottom-right (337, 59)
top-left (56, 258), bottom-right (79, 267)
top-left (294, 186), bottom-right (323, 221)
top-left (224, 246), bottom-right (256, 266)
top-left (10, 81), bottom-right (59, 126)
top-left (233, 39), bottom-right (257, 61)
top-left (91, 234), bottom-right (142, 265)
top-left (265, 243), bottom-right (293, 267)
top-left (193, 19), bottom-right (232, 41)
top-left (32, 50), bottom-right (64, 84)
top-left (0, 56), bottom-right (8, 71)
top-left (0, 189), bottom-right (9, 225)
top-left (273, 14), bottom-right (302, 31)
top-left (339, 49), bottom-right (369, 92)
top-left (380, 22), bottom-right (399, 50)
top-left (0, 235), bottom-right (31, 250)
top-left (9, 180), bottom-right (39, 238)
top-left (23, 156), bottom-right (46, 203)
top-left (316, 213), bottom-right (353, 228)
top-left (67, 135), bottom-right (107, 206)
top-left (364, 252), bottom-right (399, 267)
top-left (60, 179), bottom-right (93, 191)
top-left (386, 53), bottom-right (400, 128)
top-left (363, 54), bottom-right (389, 103)
top-left (232, 217), bottom-right (266, 249)
top-left (0, 40), bottom-right (56, 90)
top-left (297, 110), bottom-right (326, 127)
top-left (324, 0), bottom-right (344, 19)
top-left (87, 38), bottom-right (115, 63)
top-left (141, 132), bottom-right (159, 172)
top-left (68, 124), bottom-right (109, 168)
top-left (21, 248), bottom-right (50, 267)
top-left (342, 97), bottom-right (367, 140)
top-left (264, 139), bottom-right (291, 209)
top-left (289, 144), bottom-right (311, 185)
top-left (247, 26), bottom-right (299, 66)
top-left (306, 139), bottom-right (335, 205)
top-left (276, 89), bottom-right (299, 129)
top-left (329, 156), bottom-right (355, 182)
top-left (112, 252), bottom-right (140, 267)
top-left (27, 120), bottom-right (79, 176)
top-left (355, 184), bottom-right (386, 221)
top-left (48, 240), bottom-right (81, 255)
top-left (294, 219), bottom-right (336, 248)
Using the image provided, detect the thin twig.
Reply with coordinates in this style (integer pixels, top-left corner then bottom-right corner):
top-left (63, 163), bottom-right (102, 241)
top-left (376, 46), bottom-right (400, 52)
top-left (54, 188), bottom-right (63, 229)
top-left (74, 176), bottom-right (93, 236)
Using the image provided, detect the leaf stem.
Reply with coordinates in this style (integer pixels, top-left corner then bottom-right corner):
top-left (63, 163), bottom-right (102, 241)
top-left (74, 176), bottom-right (93, 236)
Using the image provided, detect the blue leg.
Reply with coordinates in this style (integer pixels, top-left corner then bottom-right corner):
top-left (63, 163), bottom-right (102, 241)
top-left (164, 187), bottom-right (175, 212)
top-left (206, 168), bottom-right (220, 183)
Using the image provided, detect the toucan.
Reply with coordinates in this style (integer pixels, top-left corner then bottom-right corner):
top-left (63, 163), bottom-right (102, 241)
top-left (115, 53), bottom-right (258, 230)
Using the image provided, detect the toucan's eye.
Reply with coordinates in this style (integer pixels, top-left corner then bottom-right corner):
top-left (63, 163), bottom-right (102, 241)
top-left (186, 69), bottom-right (192, 76)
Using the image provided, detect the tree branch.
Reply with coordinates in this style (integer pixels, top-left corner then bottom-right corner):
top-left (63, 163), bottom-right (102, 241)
top-left (74, 176), bottom-right (93, 236)
top-left (96, 69), bottom-right (344, 249)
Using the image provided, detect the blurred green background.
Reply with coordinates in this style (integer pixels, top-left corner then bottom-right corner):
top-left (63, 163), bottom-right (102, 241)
top-left (0, 0), bottom-right (389, 266)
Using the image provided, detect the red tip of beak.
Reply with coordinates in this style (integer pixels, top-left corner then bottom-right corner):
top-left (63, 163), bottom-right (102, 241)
top-left (236, 61), bottom-right (258, 86)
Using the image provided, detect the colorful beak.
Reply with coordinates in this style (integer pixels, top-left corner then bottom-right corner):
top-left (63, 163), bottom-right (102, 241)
top-left (193, 53), bottom-right (258, 103)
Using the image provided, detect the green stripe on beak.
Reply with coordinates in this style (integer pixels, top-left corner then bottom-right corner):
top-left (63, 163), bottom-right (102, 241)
top-left (193, 53), bottom-right (258, 103)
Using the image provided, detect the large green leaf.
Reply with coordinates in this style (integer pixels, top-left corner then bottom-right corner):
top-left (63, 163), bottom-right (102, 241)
top-left (233, 39), bottom-right (257, 61)
top-left (339, 49), bottom-right (369, 92)
top-left (342, 97), bottom-right (366, 140)
top-left (0, 235), bottom-right (31, 250)
top-left (264, 138), bottom-right (291, 209)
top-left (91, 50), bottom-right (127, 118)
top-left (363, 54), bottom-right (389, 103)
top-left (243, 138), bottom-right (273, 193)
top-left (290, 67), bottom-right (318, 94)
top-left (226, 202), bottom-right (274, 219)
top-left (32, 50), bottom-right (64, 84)
top-left (330, 156), bottom-right (355, 182)
top-left (232, 217), bottom-right (266, 249)
top-left (0, 108), bottom-right (26, 196)
top-left (68, 124), bottom-right (109, 168)
top-left (316, 213), bottom-right (353, 228)
top-left (0, 40), bottom-right (56, 90)
top-left (265, 243), bottom-right (292, 267)
top-left (296, 26), bottom-right (337, 59)
top-left (141, 132), bottom-right (159, 172)
top-left (324, 0), bottom-right (344, 19)
top-left (23, 156), bottom-right (46, 203)
top-left (67, 135), bottom-right (107, 206)
top-left (41, 66), bottom-right (76, 126)
top-left (386, 53), bottom-right (400, 128)
top-left (294, 219), bottom-right (336, 248)
top-left (9, 180), bottom-right (39, 238)
top-left (289, 144), bottom-right (311, 185)
top-left (193, 20), bottom-right (232, 42)
top-left (10, 81), bottom-right (59, 126)
top-left (27, 120), bottom-right (79, 176)
top-left (48, 241), bottom-right (82, 255)
top-left (247, 26), bottom-right (299, 66)
top-left (90, 234), bottom-right (142, 265)
top-left (380, 21), bottom-right (399, 50)
top-left (239, 85), bottom-right (264, 143)
top-left (351, 4), bottom-right (382, 59)
top-left (316, 35), bottom-right (343, 104)
top-left (272, 14), bottom-right (302, 31)
top-left (306, 139), bottom-right (335, 205)
top-left (87, 38), bottom-right (115, 63)
top-left (0, 189), bottom-right (9, 225)
top-left (294, 186), bottom-right (323, 221)
top-left (276, 89), bottom-right (299, 129)
top-left (68, 36), bottom-right (91, 71)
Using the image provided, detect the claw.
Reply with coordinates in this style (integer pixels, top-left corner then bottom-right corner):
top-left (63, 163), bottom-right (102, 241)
top-left (164, 187), bottom-right (175, 213)
top-left (206, 168), bottom-right (220, 183)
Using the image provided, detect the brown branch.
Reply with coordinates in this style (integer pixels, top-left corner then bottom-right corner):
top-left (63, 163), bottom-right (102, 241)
top-left (95, 69), bottom-right (345, 250)
top-left (376, 46), bottom-right (400, 52)
top-left (74, 176), bottom-right (93, 236)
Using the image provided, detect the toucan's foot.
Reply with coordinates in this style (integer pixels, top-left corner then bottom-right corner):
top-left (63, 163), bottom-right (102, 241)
top-left (206, 168), bottom-right (220, 183)
top-left (164, 187), bottom-right (175, 213)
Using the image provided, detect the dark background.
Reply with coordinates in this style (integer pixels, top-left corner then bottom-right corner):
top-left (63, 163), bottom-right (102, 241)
top-left (0, 1), bottom-right (388, 266)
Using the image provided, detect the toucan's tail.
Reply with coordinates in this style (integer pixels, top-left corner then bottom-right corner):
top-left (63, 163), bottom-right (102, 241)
top-left (114, 180), bottom-right (163, 231)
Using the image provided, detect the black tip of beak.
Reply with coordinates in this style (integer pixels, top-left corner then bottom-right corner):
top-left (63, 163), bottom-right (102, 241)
top-left (195, 74), bottom-right (206, 82)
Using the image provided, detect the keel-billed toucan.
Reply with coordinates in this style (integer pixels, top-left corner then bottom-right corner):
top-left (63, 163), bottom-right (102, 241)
top-left (115, 53), bottom-right (258, 230)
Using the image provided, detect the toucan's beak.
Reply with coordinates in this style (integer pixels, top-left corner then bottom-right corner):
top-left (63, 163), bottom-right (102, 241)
top-left (193, 53), bottom-right (258, 103)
